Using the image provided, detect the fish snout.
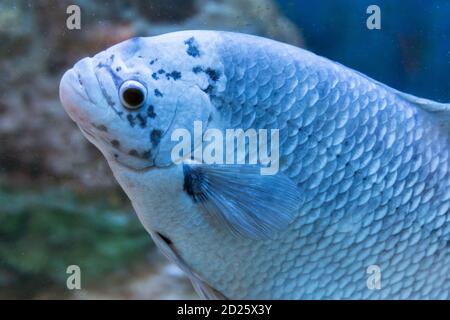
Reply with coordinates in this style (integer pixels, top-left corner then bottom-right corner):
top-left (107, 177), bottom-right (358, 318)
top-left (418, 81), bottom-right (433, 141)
top-left (59, 68), bottom-right (90, 124)
top-left (59, 57), bottom-right (103, 125)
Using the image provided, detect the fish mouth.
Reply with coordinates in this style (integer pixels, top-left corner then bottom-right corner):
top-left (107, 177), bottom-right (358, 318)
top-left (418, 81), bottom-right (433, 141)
top-left (60, 69), bottom-right (108, 147)
top-left (59, 66), bottom-right (98, 128)
top-left (60, 57), bottom-right (112, 125)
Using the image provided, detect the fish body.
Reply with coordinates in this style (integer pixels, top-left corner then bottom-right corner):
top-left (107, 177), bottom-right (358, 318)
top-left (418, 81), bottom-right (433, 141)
top-left (59, 31), bottom-right (450, 299)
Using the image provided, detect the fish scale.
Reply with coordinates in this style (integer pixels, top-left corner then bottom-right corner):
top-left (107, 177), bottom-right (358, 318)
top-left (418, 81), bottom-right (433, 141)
top-left (59, 31), bottom-right (449, 299)
top-left (198, 32), bottom-right (450, 298)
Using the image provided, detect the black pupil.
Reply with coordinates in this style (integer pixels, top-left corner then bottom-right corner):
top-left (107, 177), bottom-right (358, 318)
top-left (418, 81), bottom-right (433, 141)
top-left (123, 88), bottom-right (144, 107)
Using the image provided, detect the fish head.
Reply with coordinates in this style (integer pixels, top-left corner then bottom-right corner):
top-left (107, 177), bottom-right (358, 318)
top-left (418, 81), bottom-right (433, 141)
top-left (59, 33), bottom-right (222, 170)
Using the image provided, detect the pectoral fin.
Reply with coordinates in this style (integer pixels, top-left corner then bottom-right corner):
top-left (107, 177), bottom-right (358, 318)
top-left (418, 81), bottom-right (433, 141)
top-left (183, 163), bottom-right (303, 240)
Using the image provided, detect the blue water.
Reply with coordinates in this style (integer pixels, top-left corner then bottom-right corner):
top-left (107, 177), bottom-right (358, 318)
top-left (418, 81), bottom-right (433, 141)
top-left (276, 0), bottom-right (450, 102)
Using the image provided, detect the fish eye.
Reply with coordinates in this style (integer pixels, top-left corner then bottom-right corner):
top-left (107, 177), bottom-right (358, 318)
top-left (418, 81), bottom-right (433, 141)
top-left (119, 80), bottom-right (147, 110)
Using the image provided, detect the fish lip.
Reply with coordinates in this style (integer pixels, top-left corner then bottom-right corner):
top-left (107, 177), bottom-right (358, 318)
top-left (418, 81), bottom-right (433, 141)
top-left (59, 68), bottom-right (95, 126)
top-left (60, 68), bottom-right (91, 105)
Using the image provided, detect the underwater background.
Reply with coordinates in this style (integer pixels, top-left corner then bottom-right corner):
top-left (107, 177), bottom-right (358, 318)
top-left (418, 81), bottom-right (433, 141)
top-left (0, 0), bottom-right (448, 299)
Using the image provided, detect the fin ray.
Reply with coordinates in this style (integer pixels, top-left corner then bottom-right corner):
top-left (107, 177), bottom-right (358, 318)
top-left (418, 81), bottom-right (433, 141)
top-left (183, 163), bottom-right (303, 239)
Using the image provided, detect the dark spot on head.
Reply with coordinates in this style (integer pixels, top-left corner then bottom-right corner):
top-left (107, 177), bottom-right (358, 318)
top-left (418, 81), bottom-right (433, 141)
top-left (166, 71), bottom-right (181, 81)
top-left (147, 105), bottom-right (157, 118)
top-left (93, 123), bottom-right (108, 132)
top-left (127, 114), bottom-right (135, 127)
top-left (114, 154), bottom-right (119, 158)
top-left (115, 66), bottom-right (121, 72)
top-left (136, 113), bottom-right (147, 128)
top-left (205, 68), bottom-right (220, 82)
top-left (152, 72), bottom-right (159, 80)
top-left (154, 89), bottom-right (163, 97)
top-left (158, 69), bottom-right (165, 74)
top-left (184, 37), bottom-right (200, 58)
top-left (150, 129), bottom-right (162, 146)
top-left (202, 85), bottom-right (213, 95)
top-left (150, 58), bottom-right (158, 65)
top-left (193, 66), bottom-right (203, 74)
top-left (111, 139), bottom-right (120, 148)
top-left (142, 150), bottom-right (152, 159)
top-left (128, 149), bottom-right (139, 157)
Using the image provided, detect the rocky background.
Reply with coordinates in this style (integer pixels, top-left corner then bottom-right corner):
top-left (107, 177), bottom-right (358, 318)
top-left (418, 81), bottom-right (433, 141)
top-left (0, 0), bottom-right (302, 299)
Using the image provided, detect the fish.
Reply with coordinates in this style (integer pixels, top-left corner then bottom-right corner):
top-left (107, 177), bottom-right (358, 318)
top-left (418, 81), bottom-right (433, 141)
top-left (59, 30), bottom-right (449, 299)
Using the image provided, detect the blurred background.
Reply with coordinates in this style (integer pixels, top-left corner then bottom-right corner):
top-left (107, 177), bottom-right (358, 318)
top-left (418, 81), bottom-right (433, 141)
top-left (0, 0), bottom-right (448, 299)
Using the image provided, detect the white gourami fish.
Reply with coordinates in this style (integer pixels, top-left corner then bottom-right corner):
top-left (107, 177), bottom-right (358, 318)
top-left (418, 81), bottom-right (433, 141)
top-left (59, 31), bottom-right (450, 299)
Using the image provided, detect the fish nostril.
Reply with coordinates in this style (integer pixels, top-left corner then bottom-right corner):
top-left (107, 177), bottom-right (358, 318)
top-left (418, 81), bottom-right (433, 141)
top-left (156, 232), bottom-right (173, 245)
top-left (77, 72), bottom-right (83, 86)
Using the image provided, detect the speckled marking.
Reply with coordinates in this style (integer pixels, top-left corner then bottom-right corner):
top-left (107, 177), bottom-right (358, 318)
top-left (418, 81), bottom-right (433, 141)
top-left (166, 71), bottom-right (182, 81)
top-left (154, 89), bottom-right (163, 97)
top-left (147, 105), bottom-right (157, 118)
top-left (150, 129), bottom-right (162, 146)
top-left (184, 37), bottom-right (200, 57)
